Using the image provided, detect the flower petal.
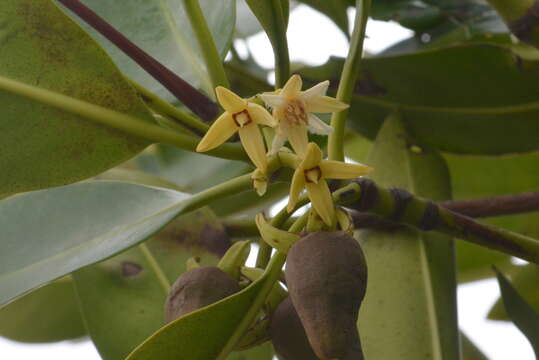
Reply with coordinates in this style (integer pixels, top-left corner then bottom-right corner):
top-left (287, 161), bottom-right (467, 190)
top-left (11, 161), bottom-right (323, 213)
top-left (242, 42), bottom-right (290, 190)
top-left (305, 96), bottom-right (349, 113)
top-left (320, 160), bottom-right (374, 179)
top-left (238, 124), bottom-right (268, 173)
top-left (300, 80), bottom-right (329, 101)
top-left (287, 167), bottom-right (306, 213)
top-left (281, 74), bottom-right (302, 98)
top-left (248, 103), bottom-right (277, 127)
top-left (270, 133), bottom-right (287, 155)
top-left (302, 142), bottom-right (323, 169)
top-left (306, 180), bottom-right (335, 227)
top-left (255, 213), bottom-right (299, 254)
top-left (283, 122), bottom-right (309, 156)
top-left (196, 113), bottom-right (238, 152)
top-left (216, 86), bottom-right (247, 113)
top-left (260, 93), bottom-right (285, 110)
top-left (307, 114), bottom-right (333, 135)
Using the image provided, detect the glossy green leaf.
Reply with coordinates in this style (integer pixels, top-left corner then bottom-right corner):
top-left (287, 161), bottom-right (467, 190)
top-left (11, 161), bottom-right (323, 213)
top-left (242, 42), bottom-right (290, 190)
top-left (495, 268), bottom-right (539, 356)
top-left (357, 112), bottom-right (459, 359)
top-left (0, 276), bottom-right (86, 343)
top-left (65, 0), bottom-right (235, 98)
top-left (0, 181), bottom-right (191, 306)
top-left (244, 0), bottom-right (289, 67)
top-left (229, 343), bottom-right (274, 360)
top-left (488, 265), bottom-right (539, 321)
top-left (300, 43), bottom-right (539, 154)
top-left (298, 0), bottom-right (349, 36)
top-left (126, 273), bottom-right (269, 360)
top-left (0, 0), bottom-right (153, 196)
top-left (461, 331), bottom-right (489, 360)
top-left (73, 209), bottom-right (230, 360)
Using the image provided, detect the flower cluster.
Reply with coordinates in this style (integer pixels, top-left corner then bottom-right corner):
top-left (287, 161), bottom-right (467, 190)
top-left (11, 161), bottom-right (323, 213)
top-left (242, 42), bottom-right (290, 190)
top-left (197, 75), bottom-right (372, 226)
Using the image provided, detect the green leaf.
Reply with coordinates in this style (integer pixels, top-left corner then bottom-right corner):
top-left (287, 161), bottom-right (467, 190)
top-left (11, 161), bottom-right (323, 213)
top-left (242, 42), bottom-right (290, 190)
top-left (461, 331), bottom-right (489, 360)
top-left (66, 0), bottom-right (235, 98)
top-left (228, 343), bottom-right (274, 360)
top-left (357, 112), bottom-right (460, 359)
top-left (0, 181), bottom-right (191, 306)
top-left (495, 267), bottom-right (539, 356)
top-left (488, 265), bottom-right (539, 321)
top-left (297, 0), bottom-right (349, 36)
top-left (0, 0), bottom-right (153, 196)
top-left (126, 273), bottom-right (269, 360)
top-left (0, 276), bottom-right (86, 343)
top-left (73, 209), bottom-right (230, 360)
top-left (300, 43), bottom-right (539, 154)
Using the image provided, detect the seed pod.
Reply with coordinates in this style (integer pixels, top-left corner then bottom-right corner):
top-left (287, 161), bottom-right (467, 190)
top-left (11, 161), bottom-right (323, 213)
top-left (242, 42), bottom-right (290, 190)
top-left (164, 267), bottom-right (240, 323)
top-left (270, 297), bottom-right (319, 360)
top-left (285, 231), bottom-right (367, 359)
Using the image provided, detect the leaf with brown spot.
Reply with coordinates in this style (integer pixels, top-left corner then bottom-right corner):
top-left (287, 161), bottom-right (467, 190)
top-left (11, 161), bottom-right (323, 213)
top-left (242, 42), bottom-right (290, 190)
top-left (0, 0), bottom-right (154, 196)
top-left (72, 208), bottom-right (234, 360)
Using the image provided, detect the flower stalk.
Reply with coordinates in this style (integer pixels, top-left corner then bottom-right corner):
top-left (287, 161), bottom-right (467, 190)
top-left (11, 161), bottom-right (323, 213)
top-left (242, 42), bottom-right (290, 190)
top-left (328, 0), bottom-right (371, 161)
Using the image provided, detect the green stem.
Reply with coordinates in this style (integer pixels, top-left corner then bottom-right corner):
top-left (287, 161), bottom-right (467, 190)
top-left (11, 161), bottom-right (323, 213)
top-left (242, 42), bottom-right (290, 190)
top-left (183, 156), bottom-right (284, 214)
top-left (271, 0), bottom-right (290, 88)
top-left (217, 251), bottom-right (287, 360)
top-left (328, 0), bottom-right (371, 161)
top-left (0, 75), bottom-right (245, 162)
top-left (131, 80), bottom-right (209, 135)
top-left (139, 243), bottom-right (171, 294)
top-left (183, 0), bottom-right (230, 88)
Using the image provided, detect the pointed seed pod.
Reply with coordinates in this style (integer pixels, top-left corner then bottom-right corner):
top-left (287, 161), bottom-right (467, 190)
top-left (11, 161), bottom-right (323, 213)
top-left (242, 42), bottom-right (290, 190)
top-left (164, 266), bottom-right (240, 323)
top-left (270, 297), bottom-right (319, 360)
top-left (285, 232), bottom-right (367, 360)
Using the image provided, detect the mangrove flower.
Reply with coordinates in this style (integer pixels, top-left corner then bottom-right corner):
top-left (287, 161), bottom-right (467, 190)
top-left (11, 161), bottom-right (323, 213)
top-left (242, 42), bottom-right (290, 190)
top-left (288, 143), bottom-right (373, 226)
top-left (196, 86), bottom-right (276, 173)
top-left (260, 75), bottom-right (348, 156)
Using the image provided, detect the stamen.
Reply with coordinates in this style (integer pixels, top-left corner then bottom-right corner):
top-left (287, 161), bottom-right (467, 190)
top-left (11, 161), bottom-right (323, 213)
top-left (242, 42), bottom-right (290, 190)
top-left (233, 109), bottom-right (253, 127)
top-left (304, 166), bottom-right (322, 184)
top-left (284, 99), bottom-right (308, 125)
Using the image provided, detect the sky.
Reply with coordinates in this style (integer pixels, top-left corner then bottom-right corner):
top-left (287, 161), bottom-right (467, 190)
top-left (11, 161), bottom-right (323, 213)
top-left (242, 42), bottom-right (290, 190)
top-left (1, 4), bottom-right (534, 360)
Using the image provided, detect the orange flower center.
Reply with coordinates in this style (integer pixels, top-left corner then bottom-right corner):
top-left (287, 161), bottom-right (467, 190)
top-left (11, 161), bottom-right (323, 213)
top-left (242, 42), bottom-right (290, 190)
top-left (284, 99), bottom-right (308, 126)
top-left (304, 166), bottom-right (322, 184)
top-left (233, 109), bottom-right (252, 127)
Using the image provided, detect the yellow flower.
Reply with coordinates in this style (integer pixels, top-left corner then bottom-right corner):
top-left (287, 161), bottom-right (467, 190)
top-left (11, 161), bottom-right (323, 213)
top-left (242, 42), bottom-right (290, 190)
top-left (288, 143), bottom-right (373, 226)
top-left (260, 75), bottom-right (348, 156)
top-left (196, 87), bottom-right (277, 173)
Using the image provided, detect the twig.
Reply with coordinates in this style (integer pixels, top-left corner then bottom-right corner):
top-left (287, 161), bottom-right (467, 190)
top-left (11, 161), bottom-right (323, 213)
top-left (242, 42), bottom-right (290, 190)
top-left (57, 0), bottom-right (219, 123)
top-left (225, 190), bottom-right (539, 236)
top-left (341, 179), bottom-right (539, 263)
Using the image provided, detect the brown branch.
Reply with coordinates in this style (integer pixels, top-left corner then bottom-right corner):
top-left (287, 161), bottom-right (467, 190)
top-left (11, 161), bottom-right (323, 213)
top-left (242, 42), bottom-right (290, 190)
top-left (57, 0), bottom-right (219, 123)
top-left (440, 191), bottom-right (539, 218)
top-left (350, 191), bottom-right (539, 231)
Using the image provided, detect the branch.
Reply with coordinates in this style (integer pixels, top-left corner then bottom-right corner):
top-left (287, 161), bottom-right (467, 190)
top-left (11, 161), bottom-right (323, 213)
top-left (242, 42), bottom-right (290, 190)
top-left (226, 190), bottom-right (539, 236)
top-left (343, 179), bottom-right (539, 263)
top-left (57, 0), bottom-right (219, 123)
top-left (225, 185), bottom-right (539, 263)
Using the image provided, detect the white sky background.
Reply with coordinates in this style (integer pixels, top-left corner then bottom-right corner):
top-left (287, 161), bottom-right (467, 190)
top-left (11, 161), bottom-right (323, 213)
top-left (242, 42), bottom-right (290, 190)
top-left (1, 5), bottom-right (534, 360)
